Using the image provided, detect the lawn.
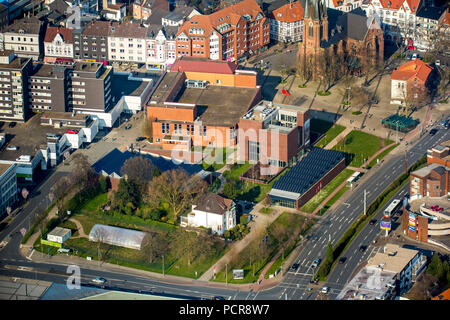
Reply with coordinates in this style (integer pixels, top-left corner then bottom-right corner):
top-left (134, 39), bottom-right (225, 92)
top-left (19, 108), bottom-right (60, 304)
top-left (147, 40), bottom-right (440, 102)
top-left (315, 124), bottom-right (346, 148)
top-left (260, 207), bottom-right (273, 214)
top-left (332, 130), bottom-right (381, 167)
top-left (201, 147), bottom-right (235, 171)
top-left (82, 193), bottom-right (108, 212)
top-left (366, 144), bottom-right (399, 169)
top-left (212, 212), bottom-right (305, 284)
top-left (300, 169), bottom-right (354, 213)
top-left (222, 162), bottom-right (251, 181)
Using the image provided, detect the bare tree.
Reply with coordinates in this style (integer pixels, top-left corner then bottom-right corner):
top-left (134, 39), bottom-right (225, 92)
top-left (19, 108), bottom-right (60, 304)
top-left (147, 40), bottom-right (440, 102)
top-left (141, 231), bottom-right (169, 264)
top-left (91, 226), bottom-right (109, 262)
top-left (51, 176), bottom-right (71, 219)
top-left (149, 169), bottom-right (207, 221)
top-left (70, 153), bottom-right (98, 191)
top-left (120, 156), bottom-right (154, 183)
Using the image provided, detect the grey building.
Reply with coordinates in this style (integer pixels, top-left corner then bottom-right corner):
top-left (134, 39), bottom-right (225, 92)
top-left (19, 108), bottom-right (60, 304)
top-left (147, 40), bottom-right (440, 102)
top-left (0, 50), bottom-right (33, 122)
top-left (0, 163), bottom-right (17, 217)
top-left (70, 61), bottom-right (113, 112)
top-left (73, 20), bottom-right (109, 62)
top-left (0, 3), bottom-right (8, 30)
top-left (28, 63), bottom-right (70, 113)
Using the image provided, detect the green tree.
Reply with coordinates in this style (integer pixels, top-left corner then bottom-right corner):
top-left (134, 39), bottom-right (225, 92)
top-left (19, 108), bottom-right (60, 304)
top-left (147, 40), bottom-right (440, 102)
top-left (98, 175), bottom-right (107, 193)
top-left (428, 252), bottom-right (441, 276)
top-left (114, 178), bottom-right (141, 211)
top-left (222, 182), bottom-right (237, 199)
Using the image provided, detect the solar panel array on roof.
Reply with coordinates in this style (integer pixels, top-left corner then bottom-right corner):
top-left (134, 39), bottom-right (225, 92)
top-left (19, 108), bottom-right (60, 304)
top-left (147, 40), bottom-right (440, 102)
top-left (271, 147), bottom-right (345, 196)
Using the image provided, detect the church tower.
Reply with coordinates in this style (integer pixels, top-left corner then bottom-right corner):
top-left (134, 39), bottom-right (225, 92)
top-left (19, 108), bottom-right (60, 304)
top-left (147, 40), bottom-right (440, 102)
top-left (297, 0), bottom-right (328, 80)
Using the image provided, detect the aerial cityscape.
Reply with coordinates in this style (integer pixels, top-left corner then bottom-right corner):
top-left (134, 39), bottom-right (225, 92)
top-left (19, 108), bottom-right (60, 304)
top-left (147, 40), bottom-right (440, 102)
top-left (0, 0), bottom-right (448, 306)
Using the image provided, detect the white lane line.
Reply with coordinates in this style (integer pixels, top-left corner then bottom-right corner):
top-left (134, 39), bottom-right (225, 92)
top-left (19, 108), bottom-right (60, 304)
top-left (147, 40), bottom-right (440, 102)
top-left (252, 291), bottom-right (260, 300)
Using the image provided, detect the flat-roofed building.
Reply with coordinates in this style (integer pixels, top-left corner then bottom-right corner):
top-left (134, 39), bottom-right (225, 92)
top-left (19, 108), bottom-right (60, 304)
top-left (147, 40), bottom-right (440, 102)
top-left (47, 227), bottom-right (71, 243)
top-left (0, 50), bottom-right (33, 122)
top-left (238, 100), bottom-right (310, 167)
top-left (0, 163), bottom-right (17, 217)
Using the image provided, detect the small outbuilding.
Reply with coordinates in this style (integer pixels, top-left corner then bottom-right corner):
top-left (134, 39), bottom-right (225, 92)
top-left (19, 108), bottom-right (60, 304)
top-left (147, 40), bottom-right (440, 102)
top-left (47, 227), bottom-right (72, 244)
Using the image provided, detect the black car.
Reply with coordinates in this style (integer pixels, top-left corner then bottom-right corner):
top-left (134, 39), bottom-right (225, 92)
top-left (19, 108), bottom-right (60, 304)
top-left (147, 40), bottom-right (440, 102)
top-left (429, 128), bottom-right (438, 135)
top-left (339, 257), bottom-right (347, 264)
top-left (369, 219), bottom-right (377, 225)
top-left (125, 124), bottom-right (132, 130)
top-left (135, 136), bottom-right (146, 141)
top-left (359, 245), bottom-right (367, 252)
top-left (291, 263), bottom-right (299, 271)
top-left (8, 122), bottom-right (16, 128)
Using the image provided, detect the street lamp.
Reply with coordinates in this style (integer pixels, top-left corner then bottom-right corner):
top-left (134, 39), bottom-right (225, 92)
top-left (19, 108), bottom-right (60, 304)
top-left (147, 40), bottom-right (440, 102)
top-left (162, 255), bottom-right (165, 277)
top-left (226, 263), bottom-right (228, 286)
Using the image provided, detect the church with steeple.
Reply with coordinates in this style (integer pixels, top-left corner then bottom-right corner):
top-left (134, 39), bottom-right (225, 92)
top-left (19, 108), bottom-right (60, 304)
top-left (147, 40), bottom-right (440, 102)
top-left (297, 0), bottom-right (384, 80)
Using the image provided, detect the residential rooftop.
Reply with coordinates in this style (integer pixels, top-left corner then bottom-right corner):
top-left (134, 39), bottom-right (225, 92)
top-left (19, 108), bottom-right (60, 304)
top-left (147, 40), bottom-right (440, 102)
top-left (411, 163), bottom-right (449, 178)
top-left (366, 243), bottom-right (419, 274)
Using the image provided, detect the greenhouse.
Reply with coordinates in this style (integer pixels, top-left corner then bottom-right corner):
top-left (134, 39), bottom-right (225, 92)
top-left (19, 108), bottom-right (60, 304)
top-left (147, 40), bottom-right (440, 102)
top-left (88, 224), bottom-right (147, 250)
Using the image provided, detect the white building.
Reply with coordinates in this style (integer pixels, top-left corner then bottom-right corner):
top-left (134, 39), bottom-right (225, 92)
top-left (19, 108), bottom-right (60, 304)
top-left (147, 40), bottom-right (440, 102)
top-left (108, 22), bottom-right (147, 64)
top-left (362, 0), bottom-right (421, 46)
top-left (161, 6), bottom-right (201, 27)
top-left (47, 227), bottom-right (72, 243)
top-left (181, 193), bottom-right (236, 236)
top-left (44, 26), bottom-right (74, 59)
top-left (329, 0), bottom-right (364, 12)
top-left (146, 25), bottom-right (178, 70)
top-left (268, 1), bottom-right (304, 43)
top-left (0, 17), bottom-right (44, 61)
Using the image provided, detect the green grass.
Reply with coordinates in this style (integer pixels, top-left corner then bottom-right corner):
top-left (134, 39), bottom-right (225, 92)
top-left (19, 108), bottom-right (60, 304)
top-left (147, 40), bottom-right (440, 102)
top-left (201, 147), bottom-right (235, 171)
top-left (298, 84), bottom-right (307, 88)
top-left (352, 111), bottom-right (362, 115)
top-left (315, 124), bottom-right (346, 148)
top-left (223, 163), bottom-right (251, 181)
top-left (332, 130), bottom-right (381, 168)
top-left (300, 169), bottom-right (354, 213)
top-left (366, 144), bottom-right (399, 169)
top-left (317, 90), bottom-right (331, 96)
top-left (260, 207), bottom-right (273, 214)
top-left (82, 193), bottom-right (108, 212)
top-left (59, 220), bottom-right (79, 237)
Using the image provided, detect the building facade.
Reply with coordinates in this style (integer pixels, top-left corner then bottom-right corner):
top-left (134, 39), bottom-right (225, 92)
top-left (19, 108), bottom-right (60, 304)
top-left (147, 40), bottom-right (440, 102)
top-left (268, 1), bottom-right (304, 43)
top-left (0, 51), bottom-right (33, 122)
top-left (0, 163), bottom-right (18, 217)
top-left (176, 0), bottom-right (270, 62)
top-left (0, 17), bottom-right (45, 61)
top-left (44, 26), bottom-right (74, 59)
top-left (238, 100), bottom-right (310, 166)
top-left (146, 25), bottom-right (178, 70)
top-left (73, 20), bottom-right (109, 63)
top-left (108, 22), bottom-right (147, 64)
top-left (410, 163), bottom-right (449, 199)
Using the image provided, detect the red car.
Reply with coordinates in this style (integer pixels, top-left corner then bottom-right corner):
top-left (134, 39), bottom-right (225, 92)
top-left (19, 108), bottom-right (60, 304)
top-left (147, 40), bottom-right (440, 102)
top-left (406, 45), bottom-right (415, 50)
top-left (66, 129), bottom-right (78, 134)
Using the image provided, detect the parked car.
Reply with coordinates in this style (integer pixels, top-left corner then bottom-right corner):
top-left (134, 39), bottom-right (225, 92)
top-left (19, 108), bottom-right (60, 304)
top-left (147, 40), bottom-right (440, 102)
top-left (406, 54), bottom-right (413, 60)
top-left (429, 128), bottom-right (438, 135)
top-left (412, 53), bottom-right (417, 59)
top-left (445, 120), bottom-right (450, 130)
top-left (435, 60), bottom-right (441, 66)
top-left (135, 136), bottom-right (146, 142)
top-left (321, 287), bottom-right (329, 294)
top-left (440, 119), bottom-right (447, 126)
top-left (369, 219), bottom-right (377, 225)
top-left (125, 124), bottom-right (132, 130)
top-left (65, 129), bottom-right (78, 134)
top-left (6, 145), bottom-right (18, 151)
top-left (339, 257), bottom-right (347, 264)
top-left (291, 263), bottom-right (300, 271)
top-left (311, 258), bottom-right (321, 268)
top-left (8, 122), bottom-right (16, 128)
top-left (91, 277), bottom-right (106, 284)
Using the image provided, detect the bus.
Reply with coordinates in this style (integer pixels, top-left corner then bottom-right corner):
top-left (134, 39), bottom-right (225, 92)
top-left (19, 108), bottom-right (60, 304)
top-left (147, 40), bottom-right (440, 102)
top-left (384, 199), bottom-right (401, 218)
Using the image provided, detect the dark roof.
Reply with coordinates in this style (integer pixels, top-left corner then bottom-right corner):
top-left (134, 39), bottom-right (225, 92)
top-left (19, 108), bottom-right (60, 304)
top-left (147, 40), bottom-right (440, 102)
top-left (431, 166), bottom-right (446, 176)
top-left (3, 17), bottom-right (42, 34)
top-left (82, 20), bottom-right (110, 36)
top-left (271, 147), bottom-right (345, 196)
top-left (145, 7), bottom-right (170, 24)
top-left (92, 148), bottom-right (203, 177)
top-left (416, 4), bottom-right (446, 20)
top-left (262, 0), bottom-right (291, 13)
top-left (49, 0), bottom-right (69, 15)
top-left (323, 7), bottom-right (371, 47)
top-left (194, 192), bottom-right (233, 215)
top-left (109, 21), bottom-right (148, 38)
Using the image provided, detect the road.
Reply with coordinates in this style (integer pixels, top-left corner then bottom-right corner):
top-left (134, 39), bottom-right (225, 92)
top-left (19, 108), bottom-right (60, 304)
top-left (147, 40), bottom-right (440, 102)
top-left (0, 118), bottom-right (448, 300)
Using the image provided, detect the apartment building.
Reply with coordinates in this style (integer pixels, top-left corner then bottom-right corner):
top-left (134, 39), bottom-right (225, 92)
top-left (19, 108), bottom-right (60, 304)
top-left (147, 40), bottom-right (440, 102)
top-left (28, 63), bottom-right (70, 113)
top-left (0, 163), bottom-right (18, 217)
top-left (427, 139), bottom-right (450, 167)
top-left (70, 61), bottom-right (113, 112)
top-left (415, 3), bottom-right (447, 50)
top-left (268, 0), bottom-right (304, 43)
top-left (44, 26), bottom-right (74, 60)
top-left (161, 6), bottom-right (201, 26)
top-left (238, 100), bottom-right (310, 166)
top-left (73, 20), bottom-right (109, 63)
top-left (0, 3), bottom-right (8, 30)
top-left (176, 0), bottom-right (270, 62)
top-left (101, 0), bottom-right (127, 21)
top-left (0, 51), bottom-right (33, 122)
top-left (146, 24), bottom-right (178, 70)
top-left (410, 163), bottom-right (449, 199)
top-left (390, 59), bottom-right (433, 105)
top-left (108, 22), bottom-right (147, 64)
top-left (329, 0), bottom-right (363, 12)
top-left (0, 17), bottom-right (45, 61)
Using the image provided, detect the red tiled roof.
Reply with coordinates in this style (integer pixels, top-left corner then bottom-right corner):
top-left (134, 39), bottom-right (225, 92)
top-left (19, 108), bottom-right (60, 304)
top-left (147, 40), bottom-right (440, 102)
top-left (269, 1), bottom-right (304, 23)
top-left (177, 0), bottom-right (264, 37)
top-left (391, 59), bottom-right (433, 82)
top-left (374, 0), bottom-right (420, 13)
top-left (440, 8), bottom-right (450, 26)
top-left (432, 288), bottom-right (450, 300)
top-left (170, 56), bottom-right (238, 74)
top-left (44, 26), bottom-right (73, 44)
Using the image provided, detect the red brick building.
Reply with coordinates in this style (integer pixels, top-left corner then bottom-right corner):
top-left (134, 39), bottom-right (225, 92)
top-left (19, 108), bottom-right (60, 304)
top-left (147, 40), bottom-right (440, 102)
top-left (426, 139), bottom-right (450, 167)
top-left (237, 100), bottom-right (310, 167)
top-left (176, 0), bottom-right (270, 62)
top-left (146, 57), bottom-right (261, 150)
top-left (297, 0), bottom-right (384, 80)
top-left (410, 163), bottom-right (449, 200)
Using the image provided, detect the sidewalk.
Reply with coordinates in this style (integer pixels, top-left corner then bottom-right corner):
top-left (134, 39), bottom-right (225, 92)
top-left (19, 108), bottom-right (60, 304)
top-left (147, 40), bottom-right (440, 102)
top-left (197, 202), bottom-right (282, 281)
top-left (324, 127), bottom-right (352, 150)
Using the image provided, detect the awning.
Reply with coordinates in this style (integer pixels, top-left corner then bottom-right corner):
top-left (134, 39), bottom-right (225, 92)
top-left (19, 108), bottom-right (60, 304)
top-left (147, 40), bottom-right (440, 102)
top-left (43, 56), bottom-right (57, 63)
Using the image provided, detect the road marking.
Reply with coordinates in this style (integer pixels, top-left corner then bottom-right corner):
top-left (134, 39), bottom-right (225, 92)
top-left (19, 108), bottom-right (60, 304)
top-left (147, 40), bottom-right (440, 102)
top-left (252, 291), bottom-right (260, 300)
